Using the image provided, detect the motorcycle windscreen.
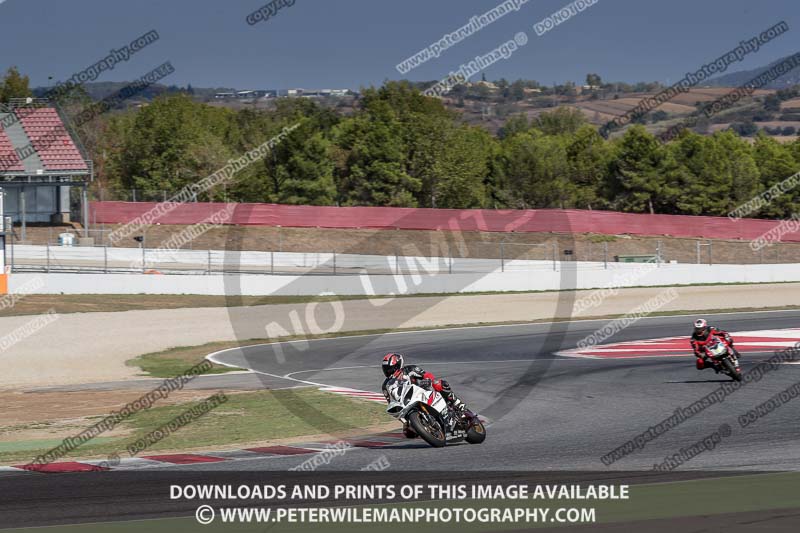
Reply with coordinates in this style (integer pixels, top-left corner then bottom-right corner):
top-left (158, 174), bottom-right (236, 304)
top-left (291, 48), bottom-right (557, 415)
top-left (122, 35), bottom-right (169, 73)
top-left (708, 341), bottom-right (727, 356)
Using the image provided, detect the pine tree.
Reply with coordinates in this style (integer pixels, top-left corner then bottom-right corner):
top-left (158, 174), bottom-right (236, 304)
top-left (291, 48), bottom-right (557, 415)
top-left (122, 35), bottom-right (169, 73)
top-left (753, 133), bottom-right (800, 218)
top-left (609, 126), bottom-right (664, 213)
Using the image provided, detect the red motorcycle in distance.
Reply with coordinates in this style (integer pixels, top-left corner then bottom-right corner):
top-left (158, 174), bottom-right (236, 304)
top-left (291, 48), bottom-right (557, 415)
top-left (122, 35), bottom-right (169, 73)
top-left (703, 335), bottom-right (742, 382)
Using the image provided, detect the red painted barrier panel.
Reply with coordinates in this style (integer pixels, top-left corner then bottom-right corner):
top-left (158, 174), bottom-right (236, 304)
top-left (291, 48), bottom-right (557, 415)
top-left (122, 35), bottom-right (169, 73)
top-left (88, 201), bottom-right (800, 242)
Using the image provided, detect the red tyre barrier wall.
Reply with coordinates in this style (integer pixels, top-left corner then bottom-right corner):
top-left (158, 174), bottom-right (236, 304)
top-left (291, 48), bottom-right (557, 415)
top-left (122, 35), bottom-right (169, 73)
top-left (88, 201), bottom-right (800, 242)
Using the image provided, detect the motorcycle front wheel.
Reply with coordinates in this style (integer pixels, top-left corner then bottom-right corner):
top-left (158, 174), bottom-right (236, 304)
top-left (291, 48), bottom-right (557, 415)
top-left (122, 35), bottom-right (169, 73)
top-left (408, 410), bottom-right (446, 448)
top-left (465, 420), bottom-right (487, 444)
top-left (722, 358), bottom-right (742, 382)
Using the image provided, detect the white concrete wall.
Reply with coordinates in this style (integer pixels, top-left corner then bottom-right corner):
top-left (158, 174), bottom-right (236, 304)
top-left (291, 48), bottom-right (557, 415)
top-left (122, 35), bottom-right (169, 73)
top-left (10, 244), bottom-right (549, 274)
top-left (8, 262), bottom-right (800, 296)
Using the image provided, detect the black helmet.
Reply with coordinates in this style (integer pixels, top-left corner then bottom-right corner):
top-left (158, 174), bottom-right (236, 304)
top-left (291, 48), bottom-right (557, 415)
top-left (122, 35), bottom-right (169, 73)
top-left (382, 353), bottom-right (404, 377)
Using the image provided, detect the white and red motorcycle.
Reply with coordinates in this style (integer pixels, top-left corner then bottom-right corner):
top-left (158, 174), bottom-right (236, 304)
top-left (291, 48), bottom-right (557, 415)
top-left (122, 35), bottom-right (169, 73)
top-left (384, 376), bottom-right (486, 448)
top-left (705, 335), bottom-right (742, 382)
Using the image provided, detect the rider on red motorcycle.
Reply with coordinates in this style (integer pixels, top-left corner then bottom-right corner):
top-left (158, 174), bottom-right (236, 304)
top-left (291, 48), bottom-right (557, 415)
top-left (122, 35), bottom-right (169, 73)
top-left (381, 353), bottom-right (466, 438)
top-left (690, 319), bottom-right (740, 372)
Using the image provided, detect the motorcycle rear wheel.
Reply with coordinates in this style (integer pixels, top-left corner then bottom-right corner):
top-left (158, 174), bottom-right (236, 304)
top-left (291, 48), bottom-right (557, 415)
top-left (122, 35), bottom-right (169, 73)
top-left (408, 410), bottom-right (446, 448)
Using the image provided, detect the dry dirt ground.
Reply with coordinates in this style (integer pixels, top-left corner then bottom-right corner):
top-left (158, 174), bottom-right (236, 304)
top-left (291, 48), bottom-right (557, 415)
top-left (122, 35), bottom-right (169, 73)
top-left (0, 294), bottom-right (365, 318)
top-left (0, 389), bottom-right (214, 442)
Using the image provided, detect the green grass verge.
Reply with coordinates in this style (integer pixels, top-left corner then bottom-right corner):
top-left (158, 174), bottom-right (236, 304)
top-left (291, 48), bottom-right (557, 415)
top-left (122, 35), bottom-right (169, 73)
top-left (0, 388), bottom-right (387, 465)
top-left (127, 342), bottom-right (245, 378)
top-left (0, 437), bottom-right (118, 454)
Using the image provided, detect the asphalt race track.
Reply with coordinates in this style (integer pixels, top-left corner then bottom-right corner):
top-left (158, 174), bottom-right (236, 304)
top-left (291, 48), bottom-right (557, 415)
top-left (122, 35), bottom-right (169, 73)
top-left (202, 309), bottom-right (800, 472)
top-left (3, 310), bottom-right (800, 529)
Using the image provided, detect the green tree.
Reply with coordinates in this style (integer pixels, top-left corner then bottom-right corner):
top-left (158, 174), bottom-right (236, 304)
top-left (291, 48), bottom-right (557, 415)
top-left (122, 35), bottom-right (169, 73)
top-left (332, 107), bottom-right (419, 207)
top-left (665, 131), bottom-right (758, 216)
top-left (427, 125), bottom-right (494, 208)
top-left (106, 94), bottom-right (235, 197)
top-left (753, 133), bottom-right (800, 217)
top-left (252, 103), bottom-right (340, 205)
top-left (510, 80), bottom-right (526, 101)
top-left (788, 137), bottom-right (800, 167)
top-left (499, 114), bottom-right (530, 139)
top-left (730, 121), bottom-right (758, 136)
top-left (68, 78), bottom-right (800, 218)
top-left (566, 125), bottom-right (613, 210)
top-left (715, 131), bottom-right (760, 211)
top-left (267, 130), bottom-right (336, 205)
top-left (501, 131), bottom-right (572, 208)
top-left (609, 126), bottom-right (665, 213)
top-left (533, 107), bottom-right (587, 136)
top-left (585, 73), bottom-right (602, 88)
top-left (764, 94), bottom-right (781, 112)
top-left (0, 66), bottom-right (32, 103)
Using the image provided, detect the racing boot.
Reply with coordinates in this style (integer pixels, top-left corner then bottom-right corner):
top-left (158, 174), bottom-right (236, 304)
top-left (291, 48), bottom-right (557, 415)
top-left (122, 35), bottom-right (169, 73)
top-left (450, 396), bottom-right (467, 413)
top-left (731, 347), bottom-right (742, 362)
top-left (697, 357), bottom-right (720, 373)
top-left (402, 421), bottom-right (418, 439)
top-left (446, 395), bottom-right (468, 426)
top-left (444, 409), bottom-right (459, 432)
top-left (725, 335), bottom-right (742, 362)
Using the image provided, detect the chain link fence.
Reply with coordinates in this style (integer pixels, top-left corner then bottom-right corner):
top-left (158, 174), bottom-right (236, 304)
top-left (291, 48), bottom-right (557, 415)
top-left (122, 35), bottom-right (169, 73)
top-left (6, 227), bottom-right (800, 275)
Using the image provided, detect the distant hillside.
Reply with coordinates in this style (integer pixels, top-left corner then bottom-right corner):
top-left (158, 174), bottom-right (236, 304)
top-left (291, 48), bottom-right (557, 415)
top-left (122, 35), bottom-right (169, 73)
top-left (27, 76), bottom-right (798, 141)
top-left (32, 82), bottom-right (232, 102)
top-left (707, 53), bottom-right (800, 89)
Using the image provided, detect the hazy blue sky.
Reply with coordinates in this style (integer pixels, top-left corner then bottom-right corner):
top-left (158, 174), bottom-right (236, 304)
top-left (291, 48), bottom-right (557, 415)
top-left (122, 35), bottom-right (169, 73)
top-left (1, 0), bottom-right (798, 90)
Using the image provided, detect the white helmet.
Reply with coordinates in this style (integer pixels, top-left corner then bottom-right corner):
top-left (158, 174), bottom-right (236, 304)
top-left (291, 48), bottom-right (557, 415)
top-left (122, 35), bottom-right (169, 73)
top-left (694, 318), bottom-right (708, 334)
